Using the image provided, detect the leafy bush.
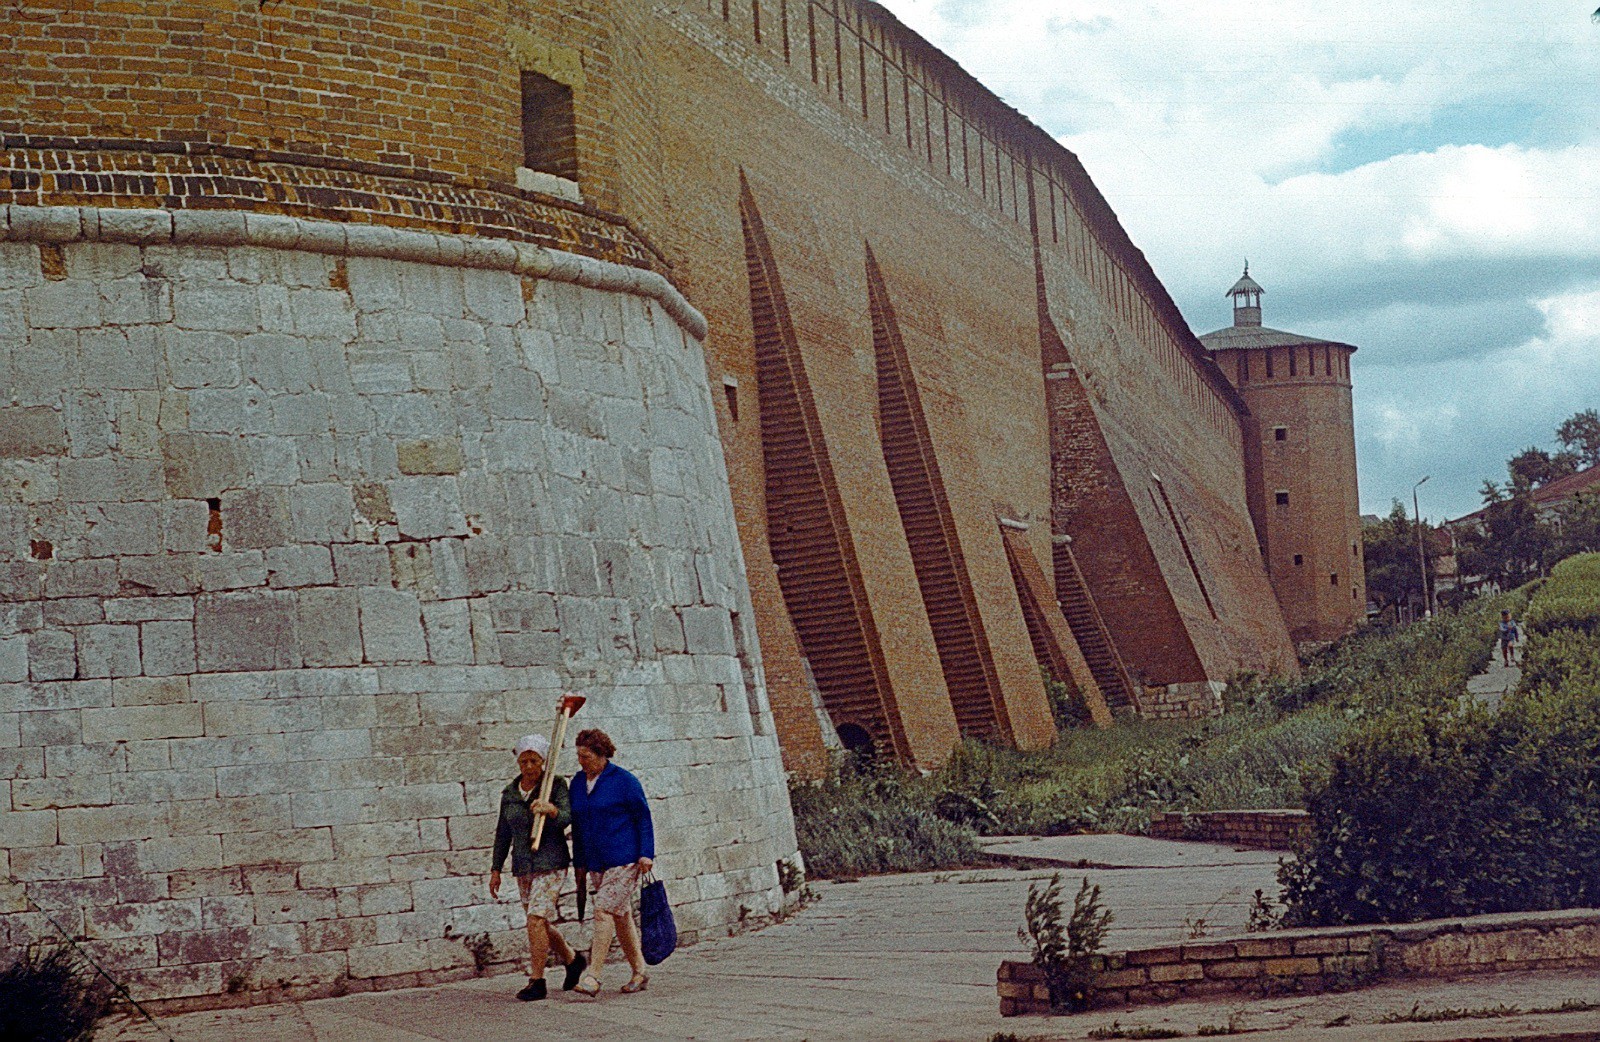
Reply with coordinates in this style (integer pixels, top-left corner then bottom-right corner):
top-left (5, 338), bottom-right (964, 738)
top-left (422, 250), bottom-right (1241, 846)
top-left (1282, 557), bottom-right (1600, 926)
top-left (0, 944), bottom-right (113, 1042)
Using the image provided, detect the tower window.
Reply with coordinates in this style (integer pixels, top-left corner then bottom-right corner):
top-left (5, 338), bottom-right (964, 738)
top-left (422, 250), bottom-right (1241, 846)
top-left (723, 376), bottom-right (740, 421)
top-left (1330, 572), bottom-right (1339, 586)
top-left (1265, 349), bottom-right (1275, 378)
top-left (1288, 346), bottom-right (1298, 376)
top-left (520, 72), bottom-right (578, 181)
top-left (1275, 490), bottom-right (1289, 506)
top-left (1273, 426), bottom-right (1287, 442)
top-left (1293, 554), bottom-right (1303, 566)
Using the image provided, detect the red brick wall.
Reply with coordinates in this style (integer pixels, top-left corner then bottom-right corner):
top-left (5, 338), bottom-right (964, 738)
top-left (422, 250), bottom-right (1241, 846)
top-left (4, 0), bottom-right (1306, 773)
top-left (1215, 345), bottom-right (1365, 645)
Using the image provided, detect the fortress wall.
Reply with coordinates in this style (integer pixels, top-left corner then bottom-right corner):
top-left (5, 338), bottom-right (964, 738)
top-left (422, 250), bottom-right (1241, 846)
top-left (0, 212), bottom-right (798, 1006)
top-left (639, 2), bottom-right (1295, 741)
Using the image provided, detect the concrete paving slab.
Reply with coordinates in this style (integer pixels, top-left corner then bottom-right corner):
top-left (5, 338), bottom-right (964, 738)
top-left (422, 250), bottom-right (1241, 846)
top-left (101, 833), bottom-right (1600, 1042)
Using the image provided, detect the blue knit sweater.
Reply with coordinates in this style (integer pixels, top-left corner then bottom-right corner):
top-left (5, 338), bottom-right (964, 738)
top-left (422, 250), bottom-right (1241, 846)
top-left (570, 762), bottom-right (656, 872)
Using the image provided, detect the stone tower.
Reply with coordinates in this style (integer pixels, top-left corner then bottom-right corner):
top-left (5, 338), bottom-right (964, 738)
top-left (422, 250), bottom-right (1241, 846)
top-left (1200, 267), bottom-right (1366, 646)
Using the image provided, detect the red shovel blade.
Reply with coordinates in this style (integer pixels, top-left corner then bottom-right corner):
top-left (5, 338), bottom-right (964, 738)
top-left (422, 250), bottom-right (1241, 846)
top-left (559, 692), bottom-right (586, 716)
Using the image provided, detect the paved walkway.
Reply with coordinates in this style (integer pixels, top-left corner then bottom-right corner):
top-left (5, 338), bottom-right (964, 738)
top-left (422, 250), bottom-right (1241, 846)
top-left (1466, 638), bottom-right (1522, 711)
top-left (102, 832), bottom-right (1600, 1041)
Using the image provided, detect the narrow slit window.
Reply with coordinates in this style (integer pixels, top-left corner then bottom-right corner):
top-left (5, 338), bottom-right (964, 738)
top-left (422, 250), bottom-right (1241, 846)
top-left (1293, 554), bottom-right (1304, 566)
top-left (1275, 490), bottom-right (1290, 506)
top-left (723, 376), bottom-right (740, 421)
top-left (1273, 426), bottom-right (1287, 442)
top-left (1330, 572), bottom-right (1339, 586)
top-left (520, 72), bottom-right (578, 181)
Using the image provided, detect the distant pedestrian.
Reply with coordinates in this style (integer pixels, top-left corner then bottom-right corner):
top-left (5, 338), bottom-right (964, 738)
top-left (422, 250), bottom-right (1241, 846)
top-left (1498, 609), bottom-right (1521, 667)
top-left (569, 727), bottom-right (655, 997)
top-left (489, 734), bottom-right (587, 1001)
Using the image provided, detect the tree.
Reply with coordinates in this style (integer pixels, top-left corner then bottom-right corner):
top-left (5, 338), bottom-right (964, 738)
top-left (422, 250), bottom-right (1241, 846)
top-left (1556, 409), bottom-right (1600, 468)
top-left (1556, 492), bottom-right (1600, 558)
top-left (1455, 481), bottom-right (1556, 589)
top-left (1508, 445), bottom-right (1580, 490)
top-left (1362, 501), bottom-right (1430, 617)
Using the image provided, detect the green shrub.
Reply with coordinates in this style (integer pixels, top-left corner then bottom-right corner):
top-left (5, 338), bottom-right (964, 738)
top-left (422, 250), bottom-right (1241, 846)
top-left (0, 944), bottom-right (113, 1042)
top-left (1282, 559), bottom-right (1600, 927)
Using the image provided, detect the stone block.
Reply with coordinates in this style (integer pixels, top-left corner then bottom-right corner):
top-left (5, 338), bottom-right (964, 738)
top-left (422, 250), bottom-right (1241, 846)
top-left (389, 477), bottom-right (468, 539)
top-left (422, 600), bottom-right (473, 664)
top-left (0, 407), bottom-right (66, 458)
top-left (195, 551), bottom-right (268, 591)
top-left (10, 844), bottom-right (82, 880)
top-left (681, 606), bottom-right (736, 655)
top-left (221, 827), bottom-right (335, 867)
top-left (78, 327), bottom-right (158, 389)
top-left (136, 835), bottom-right (224, 873)
top-left (26, 279), bottom-right (101, 328)
top-left (0, 636), bottom-right (26, 683)
top-left (254, 888), bottom-right (338, 924)
top-left (85, 899), bottom-right (202, 940)
top-left (195, 590), bottom-right (300, 672)
top-left (140, 621), bottom-right (197, 677)
top-left (28, 630), bottom-right (77, 681)
top-left (220, 488), bottom-right (291, 550)
top-left (161, 432), bottom-right (246, 498)
top-left (77, 624), bottom-right (142, 678)
top-left (265, 544), bottom-right (335, 588)
top-left (291, 483), bottom-right (355, 543)
top-left (297, 588), bottom-right (363, 667)
top-left (1233, 937), bottom-right (1295, 958)
top-left (58, 803), bottom-right (168, 844)
top-left (82, 704), bottom-right (204, 743)
top-left (359, 589), bottom-right (427, 664)
top-left (0, 809), bottom-right (60, 848)
top-left (44, 559), bottom-right (118, 598)
top-left (346, 938), bottom-right (466, 980)
top-left (1263, 956), bottom-right (1322, 977)
top-left (112, 676), bottom-right (192, 706)
top-left (162, 328), bottom-right (242, 390)
top-left (333, 542), bottom-right (393, 586)
top-left (1292, 936), bottom-right (1350, 956)
top-left (105, 597), bottom-right (196, 624)
top-left (397, 437), bottom-right (466, 475)
top-left (172, 281), bottom-right (258, 333)
top-left (19, 709), bottom-right (81, 746)
top-left (498, 631), bottom-right (560, 668)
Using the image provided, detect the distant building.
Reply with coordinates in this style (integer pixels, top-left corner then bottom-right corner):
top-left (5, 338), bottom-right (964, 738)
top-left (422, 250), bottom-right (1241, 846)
top-left (1200, 267), bottom-right (1366, 646)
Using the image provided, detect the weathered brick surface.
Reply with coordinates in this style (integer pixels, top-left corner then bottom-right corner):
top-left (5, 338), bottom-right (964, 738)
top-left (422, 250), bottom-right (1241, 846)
top-left (1000, 909), bottom-right (1600, 1015)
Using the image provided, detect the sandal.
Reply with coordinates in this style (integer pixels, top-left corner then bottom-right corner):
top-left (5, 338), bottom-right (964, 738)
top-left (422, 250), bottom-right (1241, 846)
top-left (621, 973), bottom-right (649, 994)
top-left (573, 972), bottom-right (601, 997)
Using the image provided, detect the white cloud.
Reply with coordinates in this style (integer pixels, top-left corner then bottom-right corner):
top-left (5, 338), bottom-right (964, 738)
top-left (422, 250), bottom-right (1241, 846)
top-left (877, 0), bottom-right (1600, 519)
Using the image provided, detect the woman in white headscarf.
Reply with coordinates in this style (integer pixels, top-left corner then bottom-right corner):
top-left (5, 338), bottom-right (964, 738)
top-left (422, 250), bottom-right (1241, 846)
top-left (489, 733), bottom-right (586, 1000)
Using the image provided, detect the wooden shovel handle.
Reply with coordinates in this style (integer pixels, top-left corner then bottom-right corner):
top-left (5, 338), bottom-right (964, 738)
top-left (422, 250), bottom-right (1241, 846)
top-left (530, 708), bottom-right (573, 851)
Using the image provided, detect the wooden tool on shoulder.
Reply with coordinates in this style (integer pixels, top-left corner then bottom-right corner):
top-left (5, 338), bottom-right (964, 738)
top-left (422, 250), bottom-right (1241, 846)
top-left (530, 692), bottom-right (586, 851)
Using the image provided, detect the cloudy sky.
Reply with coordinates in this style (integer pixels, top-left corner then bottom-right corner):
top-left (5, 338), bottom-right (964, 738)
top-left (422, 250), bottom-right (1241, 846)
top-left (876, 0), bottom-right (1600, 522)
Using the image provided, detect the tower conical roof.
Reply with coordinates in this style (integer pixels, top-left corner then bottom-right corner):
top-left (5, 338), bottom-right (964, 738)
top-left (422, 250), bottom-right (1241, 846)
top-left (1227, 268), bottom-right (1264, 298)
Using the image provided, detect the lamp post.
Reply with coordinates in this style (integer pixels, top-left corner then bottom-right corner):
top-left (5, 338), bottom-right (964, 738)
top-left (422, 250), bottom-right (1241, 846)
top-left (1413, 476), bottom-right (1431, 619)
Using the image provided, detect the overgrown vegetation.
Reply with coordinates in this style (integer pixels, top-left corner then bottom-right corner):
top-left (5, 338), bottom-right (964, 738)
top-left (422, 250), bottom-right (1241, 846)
top-left (1018, 874), bottom-right (1112, 1012)
top-left (794, 590), bottom-right (1518, 880)
top-left (0, 944), bottom-right (113, 1042)
top-left (787, 761), bottom-right (983, 878)
top-left (1282, 553), bottom-right (1600, 926)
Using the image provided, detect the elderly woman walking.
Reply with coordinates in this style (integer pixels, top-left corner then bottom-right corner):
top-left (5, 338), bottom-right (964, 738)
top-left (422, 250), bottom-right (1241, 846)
top-left (569, 727), bottom-right (656, 996)
top-left (489, 734), bottom-right (587, 1000)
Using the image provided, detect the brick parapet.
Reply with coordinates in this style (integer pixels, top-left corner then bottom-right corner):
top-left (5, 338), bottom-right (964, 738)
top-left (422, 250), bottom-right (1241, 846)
top-left (999, 907), bottom-right (1600, 1016)
top-left (1146, 809), bottom-right (1310, 849)
top-left (0, 204), bottom-right (706, 340)
top-left (0, 140), bottom-right (665, 273)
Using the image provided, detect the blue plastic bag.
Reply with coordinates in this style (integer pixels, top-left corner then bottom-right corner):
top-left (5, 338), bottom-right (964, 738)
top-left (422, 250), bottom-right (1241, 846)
top-left (639, 872), bottom-right (677, 965)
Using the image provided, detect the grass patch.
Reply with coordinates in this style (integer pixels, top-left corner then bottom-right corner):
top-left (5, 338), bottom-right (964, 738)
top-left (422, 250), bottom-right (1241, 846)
top-left (793, 588), bottom-right (1530, 881)
top-left (1379, 998), bottom-right (1600, 1024)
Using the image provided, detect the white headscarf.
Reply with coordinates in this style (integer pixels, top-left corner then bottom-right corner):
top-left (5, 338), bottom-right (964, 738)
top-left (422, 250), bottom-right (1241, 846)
top-left (515, 734), bottom-right (550, 760)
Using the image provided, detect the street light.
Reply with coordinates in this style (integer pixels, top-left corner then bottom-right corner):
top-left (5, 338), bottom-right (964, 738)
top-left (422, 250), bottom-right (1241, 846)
top-left (1413, 476), bottom-right (1431, 619)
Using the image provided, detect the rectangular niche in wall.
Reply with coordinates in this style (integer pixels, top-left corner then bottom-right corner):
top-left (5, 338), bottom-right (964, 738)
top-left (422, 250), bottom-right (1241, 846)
top-left (520, 71), bottom-right (580, 201)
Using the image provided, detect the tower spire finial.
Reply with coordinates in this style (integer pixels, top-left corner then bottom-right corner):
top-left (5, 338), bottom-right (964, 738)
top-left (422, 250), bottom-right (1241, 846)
top-left (1226, 265), bottom-right (1264, 327)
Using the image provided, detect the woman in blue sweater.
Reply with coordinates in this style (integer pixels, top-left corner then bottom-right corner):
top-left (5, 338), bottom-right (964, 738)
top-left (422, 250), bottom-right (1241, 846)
top-left (569, 727), bottom-right (655, 996)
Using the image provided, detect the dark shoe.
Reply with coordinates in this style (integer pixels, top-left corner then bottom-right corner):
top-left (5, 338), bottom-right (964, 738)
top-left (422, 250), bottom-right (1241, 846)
top-left (562, 953), bottom-right (588, 992)
top-left (516, 978), bottom-right (547, 1002)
